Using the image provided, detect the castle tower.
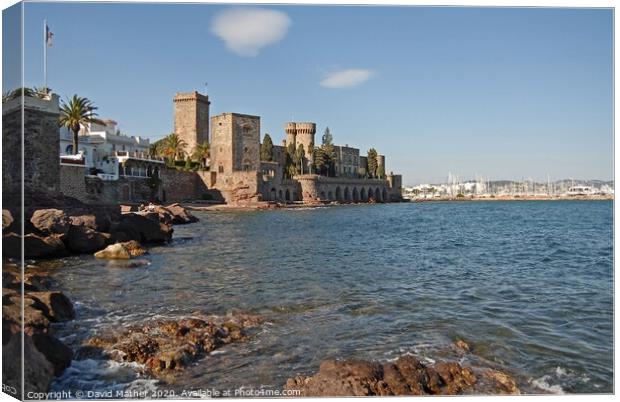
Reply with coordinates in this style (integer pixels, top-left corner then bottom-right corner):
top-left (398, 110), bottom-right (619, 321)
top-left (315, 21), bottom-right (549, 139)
top-left (173, 91), bottom-right (210, 156)
top-left (294, 122), bottom-right (316, 162)
top-left (285, 122), bottom-right (297, 148)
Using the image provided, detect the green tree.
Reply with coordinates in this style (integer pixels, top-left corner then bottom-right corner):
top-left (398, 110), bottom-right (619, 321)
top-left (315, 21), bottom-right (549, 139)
top-left (322, 126), bottom-right (333, 146)
top-left (161, 133), bottom-right (187, 162)
top-left (284, 143), bottom-right (297, 179)
top-left (295, 144), bottom-right (305, 174)
top-left (376, 164), bottom-right (385, 179)
top-left (192, 140), bottom-right (210, 168)
top-left (59, 95), bottom-right (105, 155)
top-left (313, 146), bottom-right (326, 175)
top-left (367, 148), bottom-right (378, 178)
top-left (260, 133), bottom-right (274, 161)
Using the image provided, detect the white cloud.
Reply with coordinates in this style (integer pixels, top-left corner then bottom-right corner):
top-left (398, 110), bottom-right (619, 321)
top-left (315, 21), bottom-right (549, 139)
top-left (320, 69), bottom-right (374, 88)
top-left (211, 8), bottom-right (291, 57)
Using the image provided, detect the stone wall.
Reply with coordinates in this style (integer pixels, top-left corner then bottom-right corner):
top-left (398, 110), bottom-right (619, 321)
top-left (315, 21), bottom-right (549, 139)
top-left (159, 168), bottom-right (209, 203)
top-left (59, 165), bottom-right (88, 202)
top-left (3, 95), bottom-right (61, 204)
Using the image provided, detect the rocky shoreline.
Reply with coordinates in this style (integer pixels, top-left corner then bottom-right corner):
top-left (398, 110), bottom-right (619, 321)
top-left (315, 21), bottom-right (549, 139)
top-left (1, 199), bottom-right (200, 396)
top-left (3, 199), bottom-right (530, 397)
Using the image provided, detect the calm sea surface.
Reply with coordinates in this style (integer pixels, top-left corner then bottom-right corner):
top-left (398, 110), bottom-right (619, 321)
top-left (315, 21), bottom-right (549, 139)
top-left (48, 201), bottom-right (613, 395)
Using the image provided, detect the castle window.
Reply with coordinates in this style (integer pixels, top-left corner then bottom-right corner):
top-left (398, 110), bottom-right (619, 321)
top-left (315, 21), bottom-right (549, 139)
top-left (218, 165), bottom-right (224, 173)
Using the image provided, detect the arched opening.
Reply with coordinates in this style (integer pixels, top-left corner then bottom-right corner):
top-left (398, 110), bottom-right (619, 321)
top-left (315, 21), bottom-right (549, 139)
top-left (285, 189), bottom-right (291, 202)
top-left (375, 188), bottom-right (381, 202)
top-left (344, 187), bottom-right (350, 202)
top-left (352, 187), bottom-right (359, 202)
top-left (293, 192), bottom-right (299, 201)
top-left (336, 187), bottom-right (342, 201)
top-left (360, 188), bottom-right (367, 201)
top-left (328, 190), bottom-right (334, 200)
top-left (278, 190), bottom-right (283, 201)
top-left (121, 185), bottom-right (130, 201)
top-left (382, 188), bottom-right (388, 203)
top-left (270, 188), bottom-right (276, 201)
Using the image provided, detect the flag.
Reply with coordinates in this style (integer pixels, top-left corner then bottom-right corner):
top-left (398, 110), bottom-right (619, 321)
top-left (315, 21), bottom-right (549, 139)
top-left (46, 24), bottom-right (53, 47)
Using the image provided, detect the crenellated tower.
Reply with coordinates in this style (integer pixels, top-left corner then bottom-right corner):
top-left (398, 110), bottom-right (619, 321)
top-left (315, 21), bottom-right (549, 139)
top-left (173, 91), bottom-right (210, 156)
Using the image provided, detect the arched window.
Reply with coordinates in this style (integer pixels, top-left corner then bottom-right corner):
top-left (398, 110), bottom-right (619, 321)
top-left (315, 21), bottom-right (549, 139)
top-left (65, 145), bottom-right (73, 154)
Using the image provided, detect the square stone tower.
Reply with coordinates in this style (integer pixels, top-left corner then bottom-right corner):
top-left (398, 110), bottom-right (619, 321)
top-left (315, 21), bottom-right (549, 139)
top-left (173, 91), bottom-right (210, 156)
top-left (210, 113), bottom-right (260, 175)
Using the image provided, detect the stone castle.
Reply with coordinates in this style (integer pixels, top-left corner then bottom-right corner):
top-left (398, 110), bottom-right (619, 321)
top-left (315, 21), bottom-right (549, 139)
top-left (173, 91), bottom-right (403, 204)
top-left (2, 89), bottom-right (401, 207)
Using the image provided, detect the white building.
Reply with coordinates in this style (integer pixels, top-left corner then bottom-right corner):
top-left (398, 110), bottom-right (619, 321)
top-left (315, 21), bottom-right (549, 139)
top-left (59, 119), bottom-right (164, 180)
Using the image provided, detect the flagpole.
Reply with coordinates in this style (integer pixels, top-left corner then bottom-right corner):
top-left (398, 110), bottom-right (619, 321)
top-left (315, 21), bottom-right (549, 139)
top-left (43, 19), bottom-right (47, 91)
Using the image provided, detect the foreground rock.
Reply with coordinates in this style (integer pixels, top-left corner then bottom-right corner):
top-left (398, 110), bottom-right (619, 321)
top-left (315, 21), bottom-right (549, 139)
top-left (164, 203), bottom-right (199, 224)
top-left (285, 355), bottom-right (520, 396)
top-left (110, 212), bottom-right (173, 244)
top-left (94, 241), bottom-right (147, 259)
top-left (2, 264), bottom-right (74, 395)
top-left (85, 312), bottom-right (262, 378)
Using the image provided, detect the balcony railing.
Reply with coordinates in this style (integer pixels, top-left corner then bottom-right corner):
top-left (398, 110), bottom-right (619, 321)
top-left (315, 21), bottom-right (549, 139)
top-left (114, 150), bottom-right (164, 162)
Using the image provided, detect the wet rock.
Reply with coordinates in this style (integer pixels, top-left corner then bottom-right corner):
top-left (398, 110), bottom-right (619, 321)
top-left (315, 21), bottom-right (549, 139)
top-left (111, 213), bottom-right (173, 244)
top-left (454, 339), bottom-right (471, 352)
top-left (30, 209), bottom-right (70, 235)
top-left (32, 332), bottom-right (73, 375)
top-left (66, 225), bottom-right (109, 254)
top-left (94, 240), bottom-right (147, 260)
top-left (86, 312), bottom-right (262, 377)
top-left (285, 354), bottom-right (518, 396)
top-left (27, 291), bottom-right (75, 322)
top-left (165, 203), bottom-right (199, 224)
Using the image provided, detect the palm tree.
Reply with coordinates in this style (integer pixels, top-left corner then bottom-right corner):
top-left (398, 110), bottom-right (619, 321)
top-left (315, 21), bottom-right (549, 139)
top-left (161, 133), bottom-right (187, 162)
top-left (192, 140), bottom-right (209, 168)
top-left (59, 95), bottom-right (104, 155)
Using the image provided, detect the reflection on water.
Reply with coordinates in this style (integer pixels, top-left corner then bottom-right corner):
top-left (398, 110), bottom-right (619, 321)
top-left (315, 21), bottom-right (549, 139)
top-left (49, 201), bottom-right (613, 394)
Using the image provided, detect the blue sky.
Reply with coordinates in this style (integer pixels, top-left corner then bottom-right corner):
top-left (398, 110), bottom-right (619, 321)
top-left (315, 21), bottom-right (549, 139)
top-left (7, 3), bottom-right (614, 184)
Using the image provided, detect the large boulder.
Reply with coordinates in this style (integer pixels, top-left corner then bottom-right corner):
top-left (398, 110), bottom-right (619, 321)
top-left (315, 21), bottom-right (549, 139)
top-left (65, 225), bottom-right (110, 254)
top-left (165, 203), bottom-right (199, 224)
top-left (27, 291), bottom-right (75, 322)
top-left (94, 241), bottom-right (147, 260)
top-left (30, 209), bottom-right (70, 235)
top-left (3, 233), bottom-right (68, 259)
top-left (111, 213), bottom-right (173, 244)
top-left (285, 355), bottom-right (519, 396)
top-left (2, 209), bottom-right (14, 231)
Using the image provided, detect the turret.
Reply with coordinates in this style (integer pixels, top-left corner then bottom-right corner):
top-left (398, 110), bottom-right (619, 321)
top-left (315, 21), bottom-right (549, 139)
top-left (285, 122), bottom-right (297, 148)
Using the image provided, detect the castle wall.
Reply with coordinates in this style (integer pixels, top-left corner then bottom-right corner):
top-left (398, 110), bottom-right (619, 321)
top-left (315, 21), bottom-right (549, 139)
top-left (295, 174), bottom-right (392, 204)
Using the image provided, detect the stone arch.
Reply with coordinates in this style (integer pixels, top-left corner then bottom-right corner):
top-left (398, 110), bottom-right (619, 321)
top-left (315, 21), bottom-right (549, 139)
top-left (293, 191), bottom-right (299, 201)
top-left (352, 187), bottom-right (359, 202)
top-left (279, 190), bottom-right (283, 201)
top-left (382, 188), bottom-right (388, 203)
top-left (271, 188), bottom-right (276, 201)
top-left (336, 186), bottom-right (342, 201)
top-left (285, 189), bottom-right (291, 202)
top-left (360, 188), bottom-right (367, 202)
top-left (344, 187), bottom-right (350, 202)
top-left (375, 188), bottom-right (381, 202)
top-left (328, 190), bottom-right (334, 200)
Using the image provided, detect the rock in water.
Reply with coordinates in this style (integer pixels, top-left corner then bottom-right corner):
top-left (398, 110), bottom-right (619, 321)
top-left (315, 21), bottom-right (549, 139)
top-left (110, 213), bottom-right (173, 243)
top-left (165, 203), bottom-right (199, 224)
top-left (94, 241), bottom-right (147, 260)
top-left (66, 225), bottom-right (110, 254)
top-left (285, 355), bottom-right (520, 396)
top-left (30, 209), bottom-right (71, 235)
top-left (85, 313), bottom-right (262, 378)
